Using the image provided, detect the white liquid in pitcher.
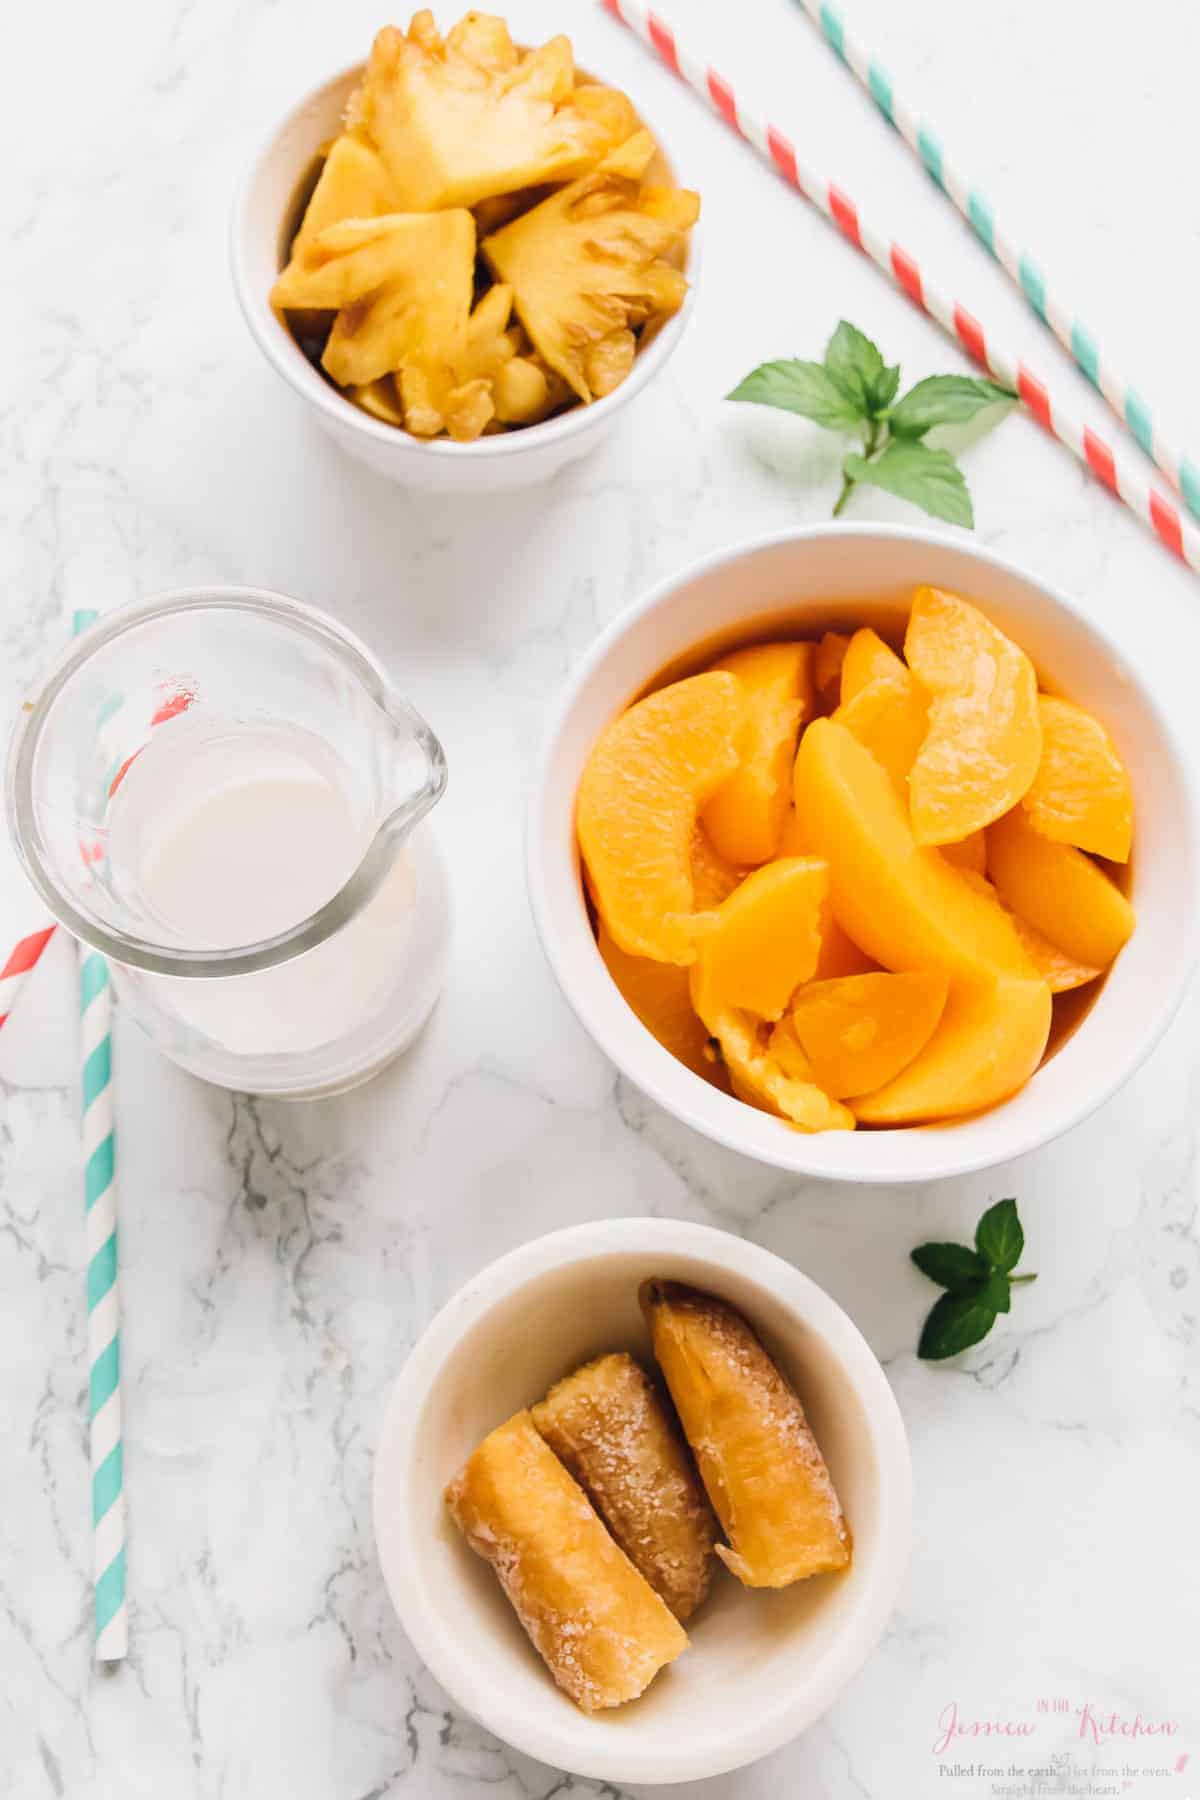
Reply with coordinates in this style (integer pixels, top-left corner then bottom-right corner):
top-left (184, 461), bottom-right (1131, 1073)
top-left (106, 718), bottom-right (448, 1084)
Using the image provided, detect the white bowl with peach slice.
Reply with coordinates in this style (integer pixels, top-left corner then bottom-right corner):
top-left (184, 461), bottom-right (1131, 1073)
top-left (527, 525), bottom-right (1200, 1183)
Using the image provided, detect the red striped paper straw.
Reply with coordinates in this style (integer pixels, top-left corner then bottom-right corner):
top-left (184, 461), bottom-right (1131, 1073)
top-left (602, 0), bottom-right (1200, 575)
top-left (790, 0), bottom-right (1200, 522)
top-left (0, 925), bottom-right (57, 1029)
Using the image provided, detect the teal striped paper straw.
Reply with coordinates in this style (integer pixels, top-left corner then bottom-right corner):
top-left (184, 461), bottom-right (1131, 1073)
top-left (73, 606), bottom-right (127, 1664)
top-left (792, 0), bottom-right (1200, 520)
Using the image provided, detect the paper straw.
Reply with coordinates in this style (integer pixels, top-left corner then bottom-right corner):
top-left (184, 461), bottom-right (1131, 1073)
top-left (73, 605), bottom-right (127, 1664)
top-left (790, 0), bottom-right (1200, 519)
top-left (0, 925), bottom-right (57, 1029)
top-left (600, 0), bottom-right (1200, 576)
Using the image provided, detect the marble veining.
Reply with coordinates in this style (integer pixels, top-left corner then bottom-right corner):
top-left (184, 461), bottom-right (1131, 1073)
top-left (3, 0), bottom-right (1200, 1794)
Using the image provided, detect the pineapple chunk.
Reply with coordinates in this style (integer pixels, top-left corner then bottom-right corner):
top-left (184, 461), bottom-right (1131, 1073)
top-left (398, 282), bottom-right (519, 441)
top-left (271, 210), bottom-right (474, 392)
top-left (349, 14), bottom-right (638, 211)
top-left (291, 133), bottom-right (399, 260)
top-left (348, 377), bottom-right (406, 426)
top-left (482, 130), bottom-right (698, 402)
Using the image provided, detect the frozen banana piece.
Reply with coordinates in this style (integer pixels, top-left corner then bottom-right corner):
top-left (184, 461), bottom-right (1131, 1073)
top-left (641, 1280), bottom-right (851, 1588)
top-left (445, 1410), bottom-right (688, 1711)
top-left (532, 1352), bottom-right (718, 1621)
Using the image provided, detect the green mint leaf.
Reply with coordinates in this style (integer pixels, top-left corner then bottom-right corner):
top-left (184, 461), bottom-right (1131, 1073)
top-left (918, 1290), bottom-right (998, 1361)
top-left (843, 440), bottom-right (975, 528)
top-left (823, 321), bottom-right (887, 411)
top-left (726, 359), bottom-right (867, 429)
top-left (979, 1268), bottom-right (1012, 1314)
top-left (975, 1197), bottom-right (1024, 1271)
top-left (911, 1242), bottom-right (991, 1292)
top-left (888, 374), bottom-right (1017, 439)
top-left (868, 362), bottom-right (902, 415)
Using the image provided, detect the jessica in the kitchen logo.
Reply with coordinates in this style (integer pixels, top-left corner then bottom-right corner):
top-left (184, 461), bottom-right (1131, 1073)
top-left (933, 1699), bottom-right (1183, 1758)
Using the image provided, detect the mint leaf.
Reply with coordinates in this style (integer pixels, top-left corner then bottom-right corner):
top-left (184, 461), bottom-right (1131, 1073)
top-left (824, 321), bottom-right (887, 411)
top-left (726, 359), bottom-right (866, 428)
top-left (869, 362), bottom-right (902, 414)
top-left (888, 374), bottom-right (1016, 439)
top-left (911, 1242), bottom-right (991, 1292)
top-left (979, 1268), bottom-right (1012, 1314)
top-left (843, 440), bottom-right (974, 527)
top-left (975, 1197), bottom-right (1024, 1272)
top-left (918, 1291), bottom-right (998, 1361)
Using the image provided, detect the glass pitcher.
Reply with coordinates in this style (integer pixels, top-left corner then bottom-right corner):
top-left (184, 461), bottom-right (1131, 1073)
top-left (6, 588), bottom-right (450, 1098)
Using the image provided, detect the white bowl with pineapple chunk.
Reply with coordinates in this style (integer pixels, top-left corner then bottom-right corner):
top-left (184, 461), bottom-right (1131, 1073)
top-left (527, 524), bottom-right (1200, 1184)
top-left (231, 35), bottom-right (700, 494)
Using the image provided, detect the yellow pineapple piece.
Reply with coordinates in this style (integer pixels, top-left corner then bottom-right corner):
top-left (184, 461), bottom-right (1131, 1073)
top-left (350, 15), bottom-right (638, 212)
top-left (398, 282), bottom-right (517, 441)
top-left (492, 353), bottom-right (569, 424)
top-left (290, 133), bottom-right (399, 259)
top-left (482, 131), bottom-right (698, 401)
top-left (272, 210), bottom-right (475, 394)
top-left (348, 377), bottom-right (406, 426)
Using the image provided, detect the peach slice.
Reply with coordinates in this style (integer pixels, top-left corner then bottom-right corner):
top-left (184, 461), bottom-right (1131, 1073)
top-left (814, 631), bottom-right (851, 708)
top-left (833, 674), bottom-right (928, 794)
top-left (778, 805), bottom-right (879, 977)
top-left (702, 642), bottom-right (813, 865)
top-left (597, 920), bottom-right (725, 1086)
top-left (954, 865), bottom-right (1101, 993)
top-left (696, 858), bottom-right (827, 1021)
top-left (1011, 916), bottom-right (1101, 994)
top-left (790, 971), bottom-right (949, 1099)
top-left (987, 807), bottom-right (1135, 969)
top-left (766, 1014), bottom-right (816, 1082)
top-left (691, 963), bottom-right (854, 1132)
top-left (578, 672), bottom-right (743, 964)
top-left (689, 825), bottom-right (746, 909)
top-left (794, 718), bottom-right (1036, 984)
top-left (1021, 695), bottom-right (1133, 862)
top-left (904, 586), bottom-right (1042, 844)
top-left (942, 831), bottom-right (987, 876)
top-left (840, 627), bottom-right (907, 703)
top-left (854, 974), bottom-right (1052, 1124)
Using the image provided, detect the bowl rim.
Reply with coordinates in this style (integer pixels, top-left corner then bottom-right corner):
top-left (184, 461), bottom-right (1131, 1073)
top-left (229, 57), bottom-right (701, 462)
top-left (372, 1217), bottom-right (913, 1784)
top-left (525, 521), bottom-right (1200, 1184)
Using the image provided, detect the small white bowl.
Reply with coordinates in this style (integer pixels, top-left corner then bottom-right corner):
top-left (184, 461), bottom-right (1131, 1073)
top-left (373, 1218), bottom-right (911, 1785)
top-left (527, 524), bottom-right (1200, 1184)
top-left (231, 61), bottom-right (700, 494)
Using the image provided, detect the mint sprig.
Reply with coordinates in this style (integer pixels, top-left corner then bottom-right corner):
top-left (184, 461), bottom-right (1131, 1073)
top-left (912, 1198), bottom-right (1036, 1360)
top-left (727, 320), bottom-right (1015, 528)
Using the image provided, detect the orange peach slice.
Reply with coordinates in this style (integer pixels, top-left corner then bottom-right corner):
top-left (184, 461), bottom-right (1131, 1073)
top-left (840, 627), bottom-right (907, 703)
top-left (988, 807), bottom-right (1135, 969)
top-left (690, 962), bottom-right (853, 1132)
top-left (854, 974), bottom-right (1052, 1124)
top-left (942, 831), bottom-right (987, 875)
top-left (1011, 916), bottom-right (1101, 994)
top-left (703, 642), bottom-right (814, 864)
top-left (833, 674), bottom-right (928, 794)
top-left (794, 718), bottom-right (1036, 984)
top-left (954, 865), bottom-right (1101, 993)
top-left (1021, 695), bottom-right (1133, 862)
top-left (814, 631), bottom-right (851, 707)
top-left (790, 971), bottom-right (949, 1099)
top-left (904, 586), bottom-right (1042, 845)
top-left (690, 825), bottom-right (746, 909)
top-left (766, 1014), bottom-right (816, 1082)
top-left (778, 804), bottom-right (880, 976)
top-left (578, 672), bottom-right (743, 964)
top-left (697, 857), bottom-right (827, 1021)
top-left (597, 920), bottom-right (724, 1086)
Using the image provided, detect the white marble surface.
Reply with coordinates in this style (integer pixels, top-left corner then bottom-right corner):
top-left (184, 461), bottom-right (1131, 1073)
top-left (3, 1), bottom-right (1200, 1794)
